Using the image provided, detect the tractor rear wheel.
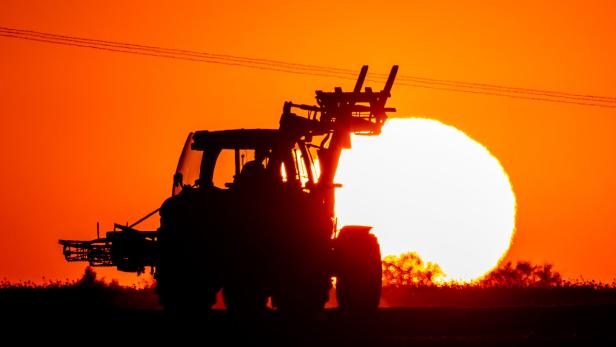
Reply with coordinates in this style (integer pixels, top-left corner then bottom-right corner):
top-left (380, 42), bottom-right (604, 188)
top-left (156, 224), bottom-right (221, 313)
top-left (222, 271), bottom-right (269, 315)
top-left (271, 271), bottom-right (330, 318)
top-left (334, 226), bottom-right (382, 313)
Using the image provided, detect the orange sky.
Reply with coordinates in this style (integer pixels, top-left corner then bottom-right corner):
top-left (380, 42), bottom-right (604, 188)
top-left (1, 1), bottom-right (615, 284)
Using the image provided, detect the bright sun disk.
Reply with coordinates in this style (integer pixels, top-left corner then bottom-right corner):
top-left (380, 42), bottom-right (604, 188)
top-left (335, 118), bottom-right (516, 283)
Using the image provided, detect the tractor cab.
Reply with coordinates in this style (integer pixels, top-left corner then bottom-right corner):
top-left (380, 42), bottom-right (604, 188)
top-left (172, 129), bottom-right (319, 196)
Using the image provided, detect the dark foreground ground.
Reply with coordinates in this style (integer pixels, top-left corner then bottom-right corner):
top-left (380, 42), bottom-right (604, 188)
top-left (3, 272), bottom-right (616, 346)
top-left (2, 305), bottom-right (615, 346)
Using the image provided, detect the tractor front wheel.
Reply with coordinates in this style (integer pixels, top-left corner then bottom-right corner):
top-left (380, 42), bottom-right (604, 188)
top-left (334, 226), bottom-right (382, 313)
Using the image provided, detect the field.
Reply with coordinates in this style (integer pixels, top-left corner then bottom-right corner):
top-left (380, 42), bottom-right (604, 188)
top-left (3, 305), bottom-right (614, 345)
top-left (2, 267), bottom-right (615, 345)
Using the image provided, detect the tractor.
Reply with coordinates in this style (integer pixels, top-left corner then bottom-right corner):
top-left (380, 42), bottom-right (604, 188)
top-left (59, 65), bottom-right (398, 314)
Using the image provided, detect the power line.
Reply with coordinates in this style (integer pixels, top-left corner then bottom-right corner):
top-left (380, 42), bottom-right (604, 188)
top-left (395, 76), bottom-right (616, 103)
top-left (392, 81), bottom-right (616, 108)
top-left (0, 32), bottom-right (359, 80)
top-left (1, 26), bottom-right (614, 108)
top-left (4, 26), bottom-right (614, 103)
top-left (2, 26), bottom-right (614, 107)
top-left (0, 26), bottom-right (363, 79)
top-left (0, 26), bottom-right (366, 76)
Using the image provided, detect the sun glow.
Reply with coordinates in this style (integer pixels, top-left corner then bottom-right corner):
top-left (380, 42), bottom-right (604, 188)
top-left (335, 118), bottom-right (516, 282)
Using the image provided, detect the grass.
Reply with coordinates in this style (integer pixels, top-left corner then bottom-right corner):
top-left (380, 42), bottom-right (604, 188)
top-left (0, 267), bottom-right (160, 310)
top-left (2, 258), bottom-right (615, 310)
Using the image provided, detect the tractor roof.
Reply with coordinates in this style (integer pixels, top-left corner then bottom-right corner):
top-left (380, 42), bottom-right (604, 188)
top-left (192, 129), bottom-right (284, 150)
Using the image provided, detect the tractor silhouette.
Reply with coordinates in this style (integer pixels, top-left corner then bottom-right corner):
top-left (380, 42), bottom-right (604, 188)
top-left (60, 65), bottom-right (398, 314)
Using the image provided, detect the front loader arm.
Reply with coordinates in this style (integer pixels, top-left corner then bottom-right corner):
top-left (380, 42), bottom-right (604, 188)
top-left (279, 65), bottom-right (398, 214)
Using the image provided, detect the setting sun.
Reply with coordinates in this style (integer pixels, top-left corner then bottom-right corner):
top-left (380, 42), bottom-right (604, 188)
top-left (336, 118), bottom-right (517, 282)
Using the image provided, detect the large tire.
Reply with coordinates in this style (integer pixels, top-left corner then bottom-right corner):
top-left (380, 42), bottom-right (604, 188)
top-left (156, 226), bottom-right (220, 313)
top-left (155, 192), bottom-right (222, 313)
top-left (221, 257), bottom-right (269, 315)
top-left (269, 193), bottom-right (333, 317)
top-left (270, 269), bottom-right (330, 318)
top-left (222, 284), bottom-right (268, 316)
top-left (334, 226), bottom-right (382, 313)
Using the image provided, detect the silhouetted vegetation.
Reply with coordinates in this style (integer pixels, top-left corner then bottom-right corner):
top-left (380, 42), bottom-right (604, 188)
top-left (381, 253), bottom-right (614, 289)
top-left (479, 261), bottom-right (562, 288)
top-left (0, 267), bottom-right (159, 310)
top-left (382, 252), bottom-right (445, 286)
top-left (379, 253), bottom-right (616, 307)
top-left (2, 260), bottom-right (616, 311)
